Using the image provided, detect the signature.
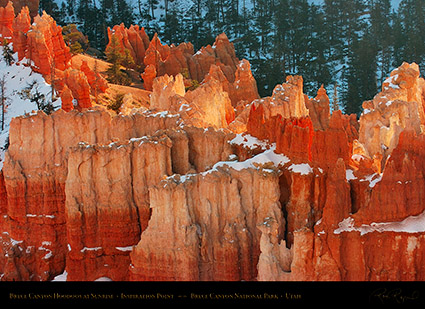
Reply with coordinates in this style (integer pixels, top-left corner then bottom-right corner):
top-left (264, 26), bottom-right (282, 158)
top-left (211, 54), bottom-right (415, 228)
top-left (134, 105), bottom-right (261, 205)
top-left (370, 288), bottom-right (420, 304)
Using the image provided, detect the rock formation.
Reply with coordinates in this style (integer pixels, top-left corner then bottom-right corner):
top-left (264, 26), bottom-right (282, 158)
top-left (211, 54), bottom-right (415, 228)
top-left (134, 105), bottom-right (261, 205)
top-left (107, 23), bottom-right (150, 71)
top-left (26, 12), bottom-right (71, 75)
top-left (130, 166), bottom-right (283, 281)
top-left (3, 5), bottom-right (109, 111)
top-left (1, 8), bottom-right (425, 282)
top-left (0, 1), bottom-right (13, 39)
top-left (65, 135), bottom-right (173, 281)
top-left (11, 6), bottom-right (30, 60)
top-left (149, 73), bottom-right (235, 129)
top-left (0, 108), bottom-right (180, 280)
top-left (255, 63), bottom-right (425, 282)
top-left (0, 0), bottom-right (39, 18)
top-left (358, 62), bottom-right (425, 166)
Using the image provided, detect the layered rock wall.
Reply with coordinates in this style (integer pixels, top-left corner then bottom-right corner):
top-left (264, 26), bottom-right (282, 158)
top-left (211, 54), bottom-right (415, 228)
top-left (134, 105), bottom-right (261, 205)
top-left (130, 167), bottom-right (284, 281)
top-left (65, 135), bottom-right (173, 281)
top-left (0, 108), bottom-right (180, 280)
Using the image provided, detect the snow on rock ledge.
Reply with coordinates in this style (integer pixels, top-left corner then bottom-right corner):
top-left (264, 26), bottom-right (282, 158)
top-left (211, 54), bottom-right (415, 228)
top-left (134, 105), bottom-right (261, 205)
top-left (334, 210), bottom-right (425, 235)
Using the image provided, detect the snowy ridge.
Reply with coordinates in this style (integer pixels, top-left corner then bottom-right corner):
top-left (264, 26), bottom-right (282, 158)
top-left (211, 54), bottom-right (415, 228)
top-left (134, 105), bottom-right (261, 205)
top-left (0, 45), bottom-right (61, 170)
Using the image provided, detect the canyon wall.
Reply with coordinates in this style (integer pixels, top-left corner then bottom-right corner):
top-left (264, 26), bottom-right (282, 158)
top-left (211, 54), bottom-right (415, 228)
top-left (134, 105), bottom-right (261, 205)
top-left (1, 5), bottom-right (425, 281)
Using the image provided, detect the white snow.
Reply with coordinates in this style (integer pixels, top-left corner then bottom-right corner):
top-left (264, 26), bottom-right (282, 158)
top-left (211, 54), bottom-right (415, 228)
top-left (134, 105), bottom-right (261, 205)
top-left (51, 271), bottom-right (113, 282)
top-left (80, 247), bottom-right (102, 253)
top-left (383, 74), bottom-right (400, 90)
top-left (52, 270), bottom-right (68, 281)
top-left (94, 277), bottom-right (113, 281)
top-left (229, 133), bottom-right (270, 150)
top-left (334, 210), bottom-right (425, 235)
top-left (212, 145), bottom-right (290, 172)
top-left (287, 163), bottom-right (313, 175)
top-left (115, 246), bottom-right (133, 252)
top-left (346, 169), bottom-right (357, 181)
top-left (10, 237), bottom-right (23, 246)
top-left (168, 145), bottom-right (290, 184)
top-left (0, 45), bottom-right (61, 170)
top-left (359, 173), bottom-right (382, 188)
top-left (148, 110), bottom-right (179, 118)
top-left (351, 154), bottom-right (365, 162)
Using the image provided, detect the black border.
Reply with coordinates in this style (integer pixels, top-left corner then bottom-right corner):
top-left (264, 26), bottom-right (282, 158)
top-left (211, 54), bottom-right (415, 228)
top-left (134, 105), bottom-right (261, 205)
top-left (1, 281), bottom-right (424, 305)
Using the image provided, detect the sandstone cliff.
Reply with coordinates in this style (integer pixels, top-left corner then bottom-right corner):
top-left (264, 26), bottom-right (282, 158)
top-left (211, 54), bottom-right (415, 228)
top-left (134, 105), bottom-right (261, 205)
top-left (0, 108), bottom-right (180, 280)
top-left (1, 11), bottom-right (425, 283)
top-left (130, 166), bottom-right (284, 281)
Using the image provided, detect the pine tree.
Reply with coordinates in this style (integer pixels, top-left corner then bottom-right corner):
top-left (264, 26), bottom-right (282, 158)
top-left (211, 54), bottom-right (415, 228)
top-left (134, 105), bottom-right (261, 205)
top-left (62, 24), bottom-right (89, 54)
top-left (332, 82), bottom-right (339, 112)
top-left (39, 0), bottom-right (64, 24)
top-left (0, 75), bottom-right (7, 131)
top-left (105, 35), bottom-right (133, 85)
top-left (343, 30), bottom-right (378, 116)
top-left (397, 0), bottom-right (425, 66)
top-left (161, 3), bottom-right (184, 45)
top-left (369, 0), bottom-right (393, 86)
top-left (2, 39), bottom-right (14, 66)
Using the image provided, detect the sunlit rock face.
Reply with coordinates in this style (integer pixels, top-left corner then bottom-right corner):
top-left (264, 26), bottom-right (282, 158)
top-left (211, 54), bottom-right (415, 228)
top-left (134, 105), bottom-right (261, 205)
top-left (358, 62), bottom-right (425, 166)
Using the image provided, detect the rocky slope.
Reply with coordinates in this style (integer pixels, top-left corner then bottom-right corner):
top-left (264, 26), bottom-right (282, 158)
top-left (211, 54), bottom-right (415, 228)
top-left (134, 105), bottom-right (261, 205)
top-left (0, 5), bottom-right (425, 282)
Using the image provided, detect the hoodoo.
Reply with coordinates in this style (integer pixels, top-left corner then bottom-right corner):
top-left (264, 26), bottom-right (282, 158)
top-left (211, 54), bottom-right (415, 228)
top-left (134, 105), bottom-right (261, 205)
top-left (0, 2), bottom-right (424, 284)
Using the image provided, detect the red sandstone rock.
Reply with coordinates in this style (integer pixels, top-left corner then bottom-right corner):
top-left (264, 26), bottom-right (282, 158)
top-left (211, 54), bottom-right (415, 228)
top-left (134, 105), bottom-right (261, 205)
top-left (26, 12), bottom-right (71, 75)
top-left (306, 85), bottom-right (330, 130)
top-left (130, 166), bottom-right (283, 281)
top-left (204, 59), bottom-right (259, 108)
top-left (65, 135), bottom-right (173, 281)
top-left (149, 72), bottom-right (235, 129)
top-left (3, 23), bottom-right (425, 283)
top-left (0, 109), bottom-right (181, 280)
top-left (357, 62), bottom-right (425, 165)
top-left (0, 2), bottom-right (14, 39)
top-left (0, 0), bottom-right (39, 18)
top-left (79, 59), bottom-right (109, 95)
top-left (60, 84), bottom-right (74, 112)
top-left (12, 6), bottom-right (30, 61)
top-left (62, 68), bottom-right (91, 110)
top-left (139, 31), bottom-right (240, 92)
top-left (107, 23), bottom-right (150, 70)
top-left (353, 129), bottom-right (425, 225)
top-left (141, 64), bottom-right (156, 91)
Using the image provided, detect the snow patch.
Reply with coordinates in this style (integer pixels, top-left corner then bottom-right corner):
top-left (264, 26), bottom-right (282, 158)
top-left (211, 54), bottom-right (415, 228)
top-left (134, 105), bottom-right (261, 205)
top-left (334, 210), bottom-right (425, 235)
top-left (346, 169), bottom-right (357, 181)
top-left (360, 173), bottom-right (382, 188)
top-left (80, 247), bottom-right (102, 253)
top-left (0, 45), bottom-right (61, 170)
top-left (288, 163), bottom-right (313, 175)
top-left (383, 74), bottom-right (400, 90)
top-left (115, 246), bottom-right (133, 252)
top-left (52, 270), bottom-right (68, 281)
top-left (212, 145), bottom-right (290, 172)
top-left (229, 133), bottom-right (270, 150)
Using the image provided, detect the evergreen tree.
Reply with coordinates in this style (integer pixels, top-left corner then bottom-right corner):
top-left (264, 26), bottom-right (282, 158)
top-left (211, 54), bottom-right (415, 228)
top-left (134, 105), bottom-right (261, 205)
top-left (2, 40), bottom-right (14, 66)
top-left (63, 24), bottom-right (89, 54)
top-left (332, 82), bottom-right (339, 112)
top-left (397, 0), bottom-right (425, 67)
top-left (0, 75), bottom-right (7, 131)
top-left (76, 0), bottom-right (101, 49)
top-left (105, 35), bottom-right (133, 85)
top-left (369, 0), bottom-right (393, 86)
top-left (39, 0), bottom-right (64, 24)
top-left (343, 30), bottom-right (378, 115)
